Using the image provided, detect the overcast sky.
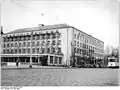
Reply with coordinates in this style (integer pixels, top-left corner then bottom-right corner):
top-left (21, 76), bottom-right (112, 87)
top-left (1, 0), bottom-right (119, 48)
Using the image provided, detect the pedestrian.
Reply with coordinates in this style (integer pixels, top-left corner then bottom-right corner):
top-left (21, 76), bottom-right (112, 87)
top-left (16, 59), bottom-right (19, 67)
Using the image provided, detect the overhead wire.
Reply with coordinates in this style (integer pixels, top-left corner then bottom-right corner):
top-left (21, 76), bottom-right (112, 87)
top-left (10, 0), bottom-right (44, 17)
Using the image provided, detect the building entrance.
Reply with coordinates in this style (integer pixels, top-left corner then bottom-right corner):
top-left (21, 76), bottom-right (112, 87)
top-left (40, 55), bottom-right (48, 66)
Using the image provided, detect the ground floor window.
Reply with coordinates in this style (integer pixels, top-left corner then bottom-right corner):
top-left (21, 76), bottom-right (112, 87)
top-left (55, 57), bottom-right (58, 64)
top-left (59, 57), bottom-right (62, 64)
top-left (26, 58), bottom-right (30, 62)
top-left (5, 57), bottom-right (16, 62)
top-left (50, 56), bottom-right (53, 64)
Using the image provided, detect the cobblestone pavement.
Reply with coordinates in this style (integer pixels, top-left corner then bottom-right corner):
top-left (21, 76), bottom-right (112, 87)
top-left (1, 66), bottom-right (120, 86)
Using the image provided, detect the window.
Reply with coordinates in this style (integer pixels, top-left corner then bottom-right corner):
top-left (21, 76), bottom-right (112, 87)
top-left (23, 49), bottom-right (26, 53)
top-left (46, 41), bottom-right (50, 46)
top-left (5, 38), bottom-right (8, 42)
top-left (33, 36), bottom-right (35, 40)
top-left (15, 37), bottom-right (17, 41)
top-left (32, 42), bottom-right (35, 46)
top-left (77, 41), bottom-right (79, 47)
top-left (41, 41), bottom-right (45, 46)
top-left (3, 49), bottom-right (6, 54)
top-left (78, 48), bottom-right (80, 53)
top-left (74, 41), bottom-right (76, 46)
top-left (77, 35), bottom-right (79, 40)
top-left (42, 34), bottom-right (45, 39)
top-left (32, 48), bottom-right (35, 53)
top-left (3, 38), bottom-right (6, 42)
top-left (9, 38), bottom-right (11, 42)
top-left (3, 44), bottom-right (6, 48)
top-left (52, 40), bottom-right (56, 45)
top-left (37, 42), bottom-right (39, 46)
top-left (52, 48), bottom-right (55, 53)
top-left (7, 49), bottom-right (9, 54)
top-left (7, 43), bottom-right (9, 47)
top-left (36, 35), bottom-right (40, 40)
top-left (28, 36), bottom-right (30, 40)
top-left (50, 47), bottom-right (53, 53)
top-left (59, 57), bottom-right (62, 64)
top-left (11, 49), bottom-right (13, 54)
top-left (55, 57), bottom-right (58, 64)
top-left (86, 39), bottom-right (88, 43)
top-left (17, 37), bottom-right (20, 41)
top-left (74, 34), bottom-right (76, 39)
top-left (39, 35), bottom-right (42, 40)
top-left (52, 33), bottom-right (56, 39)
top-left (57, 40), bottom-right (61, 45)
top-left (19, 43), bottom-right (21, 47)
top-left (19, 49), bottom-right (21, 53)
top-left (19, 37), bottom-right (22, 41)
top-left (28, 48), bottom-right (30, 53)
top-left (57, 33), bottom-right (61, 38)
top-left (47, 34), bottom-right (50, 39)
top-left (15, 43), bottom-right (17, 47)
top-left (80, 49), bottom-right (82, 54)
top-left (15, 49), bottom-right (17, 54)
top-left (21, 36), bottom-right (24, 41)
top-left (23, 42), bottom-right (26, 47)
top-left (58, 48), bottom-right (61, 53)
top-left (50, 56), bottom-right (53, 64)
top-left (41, 48), bottom-right (43, 53)
top-left (27, 42), bottom-right (30, 46)
top-left (74, 48), bottom-right (76, 53)
top-left (80, 42), bottom-right (82, 47)
top-left (47, 48), bottom-right (50, 53)
top-left (11, 37), bottom-right (13, 41)
top-left (11, 43), bottom-right (14, 47)
top-left (37, 48), bottom-right (39, 53)
top-left (56, 31), bottom-right (61, 38)
top-left (23, 36), bottom-right (26, 41)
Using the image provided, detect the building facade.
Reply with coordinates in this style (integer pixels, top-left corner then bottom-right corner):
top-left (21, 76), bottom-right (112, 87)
top-left (1, 24), bottom-right (104, 67)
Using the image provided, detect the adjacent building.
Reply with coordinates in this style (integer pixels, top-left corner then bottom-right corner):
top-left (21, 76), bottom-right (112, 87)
top-left (1, 24), bottom-right (104, 67)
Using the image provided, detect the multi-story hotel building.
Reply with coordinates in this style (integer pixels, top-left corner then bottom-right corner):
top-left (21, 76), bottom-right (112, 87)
top-left (1, 24), bottom-right (104, 67)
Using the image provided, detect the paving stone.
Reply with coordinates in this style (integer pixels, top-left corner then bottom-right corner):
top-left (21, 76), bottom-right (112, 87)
top-left (1, 68), bottom-right (119, 86)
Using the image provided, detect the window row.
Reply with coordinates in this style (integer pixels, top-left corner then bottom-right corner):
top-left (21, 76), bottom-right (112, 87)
top-left (49, 56), bottom-right (62, 64)
top-left (74, 41), bottom-right (94, 49)
top-left (74, 48), bottom-right (103, 58)
top-left (3, 47), bottom-right (62, 54)
top-left (74, 48), bottom-right (94, 55)
top-left (74, 33), bottom-right (103, 48)
top-left (3, 31), bottom-right (61, 42)
top-left (74, 41), bottom-right (103, 53)
top-left (3, 40), bottom-right (61, 48)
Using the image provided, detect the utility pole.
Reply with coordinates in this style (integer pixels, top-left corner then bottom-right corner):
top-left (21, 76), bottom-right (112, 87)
top-left (29, 32), bottom-right (33, 68)
top-left (66, 28), bottom-right (69, 67)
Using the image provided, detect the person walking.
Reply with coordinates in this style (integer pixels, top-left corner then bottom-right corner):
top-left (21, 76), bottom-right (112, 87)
top-left (16, 59), bottom-right (19, 67)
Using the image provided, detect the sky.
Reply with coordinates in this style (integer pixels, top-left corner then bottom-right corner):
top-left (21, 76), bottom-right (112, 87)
top-left (1, 0), bottom-right (119, 48)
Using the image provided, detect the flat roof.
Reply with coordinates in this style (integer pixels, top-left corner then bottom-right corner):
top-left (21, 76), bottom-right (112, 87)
top-left (4, 23), bottom-right (104, 43)
top-left (6, 24), bottom-right (71, 34)
top-left (72, 27), bottom-right (104, 43)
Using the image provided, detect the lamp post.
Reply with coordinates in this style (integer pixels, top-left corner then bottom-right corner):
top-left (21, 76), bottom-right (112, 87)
top-left (29, 32), bottom-right (33, 68)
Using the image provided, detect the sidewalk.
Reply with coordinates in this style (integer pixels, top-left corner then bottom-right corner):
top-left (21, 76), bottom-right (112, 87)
top-left (1, 64), bottom-right (66, 69)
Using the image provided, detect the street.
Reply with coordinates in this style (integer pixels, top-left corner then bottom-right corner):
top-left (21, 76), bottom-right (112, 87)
top-left (1, 67), bottom-right (119, 86)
